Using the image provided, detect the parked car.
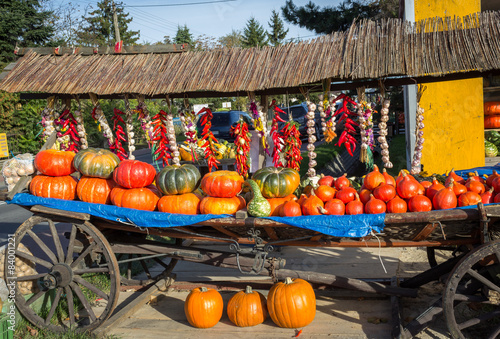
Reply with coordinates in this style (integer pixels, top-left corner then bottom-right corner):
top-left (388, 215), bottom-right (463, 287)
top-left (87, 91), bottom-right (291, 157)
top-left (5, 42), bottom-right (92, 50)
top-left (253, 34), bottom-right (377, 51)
top-left (196, 110), bottom-right (254, 141)
top-left (277, 102), bottom-right (322, 140)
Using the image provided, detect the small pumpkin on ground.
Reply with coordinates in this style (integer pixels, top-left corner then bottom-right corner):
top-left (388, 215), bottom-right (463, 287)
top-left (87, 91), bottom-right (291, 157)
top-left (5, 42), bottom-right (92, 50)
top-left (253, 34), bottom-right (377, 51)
top-left (113, 159), bottom-right (156, 188)
top-left (73, 148), bottom-right (120, 179)
top-left (30, 175), bottom-right (78, 200)
top-left (200, 170), bottom-right (244, 198)
top-left (34, 149), bottom-right (76, 176)
top-left (158, 193), bottom-right (200, 214)
top-left (251, 167), bottom-right (300, 199)
top-left (267, 277), bottom-right (316, 328)
top-left (199, 195), bottom-right (246, 215)
top-left (77, 176), bottom-right (116, 204)
top-left (227, 286), bottom-right (268, 327)
top-left (156, 164), bottom-right (201, 195)
top-left (245, 179), bottom-right (272, 217)
top-left (184, 286), bottom-right (223, 328)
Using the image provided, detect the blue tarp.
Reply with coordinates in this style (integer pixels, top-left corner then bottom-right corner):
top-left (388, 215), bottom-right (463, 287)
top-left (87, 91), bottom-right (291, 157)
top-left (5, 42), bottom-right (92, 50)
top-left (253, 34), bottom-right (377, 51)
top-left (8, 193), bottom-right (385, 238)
top-left (455, 164), bottom-right (500, 179)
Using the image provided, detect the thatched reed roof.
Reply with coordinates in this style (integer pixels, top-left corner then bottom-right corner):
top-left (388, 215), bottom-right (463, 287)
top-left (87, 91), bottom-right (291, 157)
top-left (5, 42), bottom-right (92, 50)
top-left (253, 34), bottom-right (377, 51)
top-left (2, 11), bottom-right (500, 98)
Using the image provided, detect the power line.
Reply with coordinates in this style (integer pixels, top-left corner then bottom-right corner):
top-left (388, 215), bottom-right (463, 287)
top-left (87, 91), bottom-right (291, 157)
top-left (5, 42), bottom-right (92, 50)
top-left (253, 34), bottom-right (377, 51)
top-left (124, 0), bottom-right (236, 8)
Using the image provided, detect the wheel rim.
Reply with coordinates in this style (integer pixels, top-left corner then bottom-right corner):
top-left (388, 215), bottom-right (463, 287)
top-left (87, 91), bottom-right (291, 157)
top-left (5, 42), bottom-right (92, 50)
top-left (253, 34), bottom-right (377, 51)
top-left (5, 215), bottom-right (120, 333)
top-left (443, 240), bottom-right (500, 339)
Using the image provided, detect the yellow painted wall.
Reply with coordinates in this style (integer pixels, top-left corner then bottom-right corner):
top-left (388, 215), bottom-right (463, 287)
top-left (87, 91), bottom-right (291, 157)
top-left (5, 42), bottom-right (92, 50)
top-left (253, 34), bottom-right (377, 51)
top-left (414, 0), bottom-right (484, 173)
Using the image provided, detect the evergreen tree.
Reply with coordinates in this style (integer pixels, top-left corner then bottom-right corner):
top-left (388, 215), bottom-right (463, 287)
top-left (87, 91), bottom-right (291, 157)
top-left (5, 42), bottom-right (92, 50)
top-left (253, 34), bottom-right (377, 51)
top-left (267, 10), bottom-right (289, 46)
top-left (0, 0), bottom-right (55, 65)
top-left (174, 25), bottom-right (193, 45)
top-left (282, 0), bottom-right (398, 34)
top-left (241, 17), bottom-right (268, 48)
top-left (76, 0), bottom-right (139, 47)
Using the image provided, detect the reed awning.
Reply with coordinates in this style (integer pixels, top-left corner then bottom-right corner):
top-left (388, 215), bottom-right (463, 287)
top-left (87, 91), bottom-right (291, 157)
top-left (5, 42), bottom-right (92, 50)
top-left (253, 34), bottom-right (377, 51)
top-left (1, 11), bottom-right (500, 99)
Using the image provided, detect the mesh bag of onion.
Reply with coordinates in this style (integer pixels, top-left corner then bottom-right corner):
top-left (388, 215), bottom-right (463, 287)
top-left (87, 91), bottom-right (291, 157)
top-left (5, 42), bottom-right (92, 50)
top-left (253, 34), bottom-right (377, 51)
top-left (1, 153), bottom-right (35, 192)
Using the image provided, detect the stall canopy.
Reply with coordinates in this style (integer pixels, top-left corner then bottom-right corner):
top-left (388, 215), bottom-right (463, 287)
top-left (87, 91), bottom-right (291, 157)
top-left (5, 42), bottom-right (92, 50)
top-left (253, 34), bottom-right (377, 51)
top-left (1, 12), bottom-right (500, 98)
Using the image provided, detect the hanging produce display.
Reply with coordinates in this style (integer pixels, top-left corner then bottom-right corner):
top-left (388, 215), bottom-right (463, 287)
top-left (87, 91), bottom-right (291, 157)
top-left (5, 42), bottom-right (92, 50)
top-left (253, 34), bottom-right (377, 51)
top-left (54, 108), bottom-right (81, 152)
top-left (356, 88), bottom-right (373, 167)
top-left (180, 110), bottom-right (199, 162)
top-left (74, 103), bottom-right (88, 150)
top-left (248, 100), bottom-right (270, 156)
top-left (230, 118), bottom-right (251, 178)
top-left (270, 106), bottom-right (286, 167)
top-left (151, 109), bottom-right (172, 166)
top-left (332, 94), bottom-right (358, 156)
top-left (322, 93), bottom-right (338, 143)
top-left (110, 108), bottom-right (128, 160)
top-left (41, 97), bottom-right (56, 145)
top-left (124, 96), bottom-right (136, 160)
top-left (89, 93), bottom-right (114, 147)
top-left (378, 87), bottom-right (393, 169)
top-left (282, 120), bottom-right (302, 172)
top-left (197, 107), bottom-right (220, 172)
top-left (135, 98), bottom-right (155, 147)
top-left (410, 85), bottom-right (427, 174)
top-left (306, 102), bottom-right (318, 177)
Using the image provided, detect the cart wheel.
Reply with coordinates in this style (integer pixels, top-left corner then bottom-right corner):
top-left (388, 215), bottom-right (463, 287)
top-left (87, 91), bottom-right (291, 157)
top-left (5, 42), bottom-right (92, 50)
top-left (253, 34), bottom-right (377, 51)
top-left (443, 240), bottom-right (500, 339)
top-left (118, 238), bottom-right (180, 286)
top-left (427, 245), bottom-right (469, 268)
top-left (5, 215), bottom-right (120, 333)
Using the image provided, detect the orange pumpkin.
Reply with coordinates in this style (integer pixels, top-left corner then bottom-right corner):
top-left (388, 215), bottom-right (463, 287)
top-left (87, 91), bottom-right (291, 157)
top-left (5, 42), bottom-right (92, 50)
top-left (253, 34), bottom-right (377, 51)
top-left (433, 184), bottom-right (457, 210)
top-left (267, 277), bottom-right (316, 328)
top-left (358, 188), bottom-right (372, 204)
top-left (386, 196), bottom-right (407, 214)
top-left (227, 286), bottom-right (268, 327)
top-left (485, 115), bottom-right (500, 128)
top-left (184, 286), bottom-right (223, 328)
top-left (373, 183), bottom-right (396, 202)
top-left (158, 193), bottom-right (201, 214)
top-left (335, 187), bottom-right (357, 204)
top-left (317, 174), bottom-right (335, 187)
top-left (30, 175), bottom-right (78, 200)
top-left (382, 168), bottom-right (396, 186)
top-left (280, 200), bottom-right (302, 217)
top-left (110, 185), bottom-right (160, 211)
top-left (420, 180), bottom-right (432, 190)
top-left (364, 194), bottom-right (386, 214)
top-left (34, 149), bottom-right (76, 176)
top-left (465, 177), bottom-right (485, 195)
top-left (481, 187), bottom-right (495, 204)
top-left (345, 194), bottom-right (364, 215)
top-left (426, 177), bottom-right (445, 202)
top-left (201, 170), bottom-right (244, 198)
top-left (486, 170), bottom-right (500, 187)
top-left (321, 198), bottom-right (345, 215)
top-left (267, 194), bottom-right (297, 216)
top-left (458, 191), bottom-right (482, 207)
top-left (408, 195), bottom-right (432, 212)
top-left (314, 185), bottom-right (336, 202)
top-left (452, 180), bottom-right (467, 197)
top-left (301, 194), bottom-right (324, 216)
top-left (296, 194), bottom-right (308, 205)
top-left (113, 159), bottom-right (156, 188)
top-left (397, 172), bottom-right (420, 199)
top-left (334, 173), bottom-right (350, 190)
top-left (485, 101), bottom-right (500, 115)
top-left (199, 195), bottom-right (246, 214)
top-left (76, 176), bottom-right (116, 204)
top-left (445, 169), bottom-right (465, 186)
top-left (363, 165), bottom-right (385, 190)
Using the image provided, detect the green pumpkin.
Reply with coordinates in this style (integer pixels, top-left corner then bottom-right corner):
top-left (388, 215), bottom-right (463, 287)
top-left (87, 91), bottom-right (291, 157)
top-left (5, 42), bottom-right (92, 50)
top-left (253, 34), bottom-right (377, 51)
top-left (156, 164), bottom-right (201, 195)
top-left (245, 179), bottom-right (271, 217)
top-left (73, 148), bottom-right (121, 179)
top-left (251, 167), bottom-right (300, 199)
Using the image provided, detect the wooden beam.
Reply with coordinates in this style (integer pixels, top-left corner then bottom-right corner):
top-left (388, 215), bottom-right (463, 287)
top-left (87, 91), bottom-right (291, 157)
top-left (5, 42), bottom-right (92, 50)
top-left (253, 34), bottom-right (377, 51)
top-left (14, 44), bottom-right (189, 56)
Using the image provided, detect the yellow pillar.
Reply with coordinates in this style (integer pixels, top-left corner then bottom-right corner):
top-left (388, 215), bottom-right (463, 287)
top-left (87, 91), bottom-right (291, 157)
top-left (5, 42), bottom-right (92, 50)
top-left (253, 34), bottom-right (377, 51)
top-left (414, 0), bottom-right (483, 173)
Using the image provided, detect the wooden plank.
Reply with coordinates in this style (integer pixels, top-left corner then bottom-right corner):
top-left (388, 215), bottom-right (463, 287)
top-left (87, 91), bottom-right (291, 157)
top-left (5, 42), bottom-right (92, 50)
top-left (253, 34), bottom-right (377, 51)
top-left (263, 226), bottom-right (279, 241)
top-left (30, 205), bottom-right (90, 221)
top-left (411, 223), bottom-right (438, 241)
top-left (6, 175), bottom-right (31, 200)
top-left (209, 225), bottom-right (240, 239)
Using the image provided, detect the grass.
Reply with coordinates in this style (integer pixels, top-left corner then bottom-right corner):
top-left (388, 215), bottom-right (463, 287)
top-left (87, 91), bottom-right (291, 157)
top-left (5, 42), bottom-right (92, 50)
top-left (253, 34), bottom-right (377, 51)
top-left (14, 318), bottom-right (120, 339)
top-left (374, 134), bottom-right (407, 177)
top-left (299, 142), bottom-right (341, 178)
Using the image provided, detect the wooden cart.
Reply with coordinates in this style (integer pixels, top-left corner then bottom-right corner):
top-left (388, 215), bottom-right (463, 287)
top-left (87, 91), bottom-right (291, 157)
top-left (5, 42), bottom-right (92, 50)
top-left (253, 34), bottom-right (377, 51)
top-left (3, 188), bottom-right (500, 339)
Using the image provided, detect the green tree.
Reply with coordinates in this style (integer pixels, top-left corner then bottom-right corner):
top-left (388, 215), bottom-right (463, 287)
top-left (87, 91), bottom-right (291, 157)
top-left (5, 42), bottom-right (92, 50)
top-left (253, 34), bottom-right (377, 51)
top-left (174, 25), bottom-right (193, 45)
top-left (267, 10), bottom-right (289, 46)
top-left (76, 0), bottom-right (139, 47)
top-left (218, 29), bottom-right (242, 48)
top-left (282, 0), bottom-right (398, 34)
top-left (241, 17), bottom-right (268, 48)
top-left (0, 0), bottom-right (55, 65)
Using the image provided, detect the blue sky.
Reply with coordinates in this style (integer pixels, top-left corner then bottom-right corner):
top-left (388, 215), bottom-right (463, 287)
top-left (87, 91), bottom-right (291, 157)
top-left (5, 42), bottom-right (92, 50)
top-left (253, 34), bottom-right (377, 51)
top-left (52, 0), bottom-right (341, 44)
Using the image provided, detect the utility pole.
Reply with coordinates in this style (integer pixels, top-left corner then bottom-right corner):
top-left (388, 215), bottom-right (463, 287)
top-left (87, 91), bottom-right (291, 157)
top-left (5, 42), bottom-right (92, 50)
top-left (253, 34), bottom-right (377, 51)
top-left (111, 0), bottom-right (121, 43)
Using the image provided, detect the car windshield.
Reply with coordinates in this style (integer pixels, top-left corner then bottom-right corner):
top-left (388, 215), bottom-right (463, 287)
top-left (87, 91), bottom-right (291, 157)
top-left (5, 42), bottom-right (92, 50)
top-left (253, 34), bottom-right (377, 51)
top-left (210, 113), bottom-right (232, 126)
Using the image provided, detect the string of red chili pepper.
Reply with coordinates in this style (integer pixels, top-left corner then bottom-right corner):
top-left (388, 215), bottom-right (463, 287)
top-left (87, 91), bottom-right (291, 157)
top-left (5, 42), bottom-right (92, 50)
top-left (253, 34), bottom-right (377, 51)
top-left (110, 108), bottom-right (129, 160)
top-left (197, 107), bottom-right (220, 172)
top-left (230, 119), bottom-right (251, 178)
top-left (330, 94), bottom-right (359, 157)
top-left (55, 109), bottom-right (81, 152)
top-left (270, 105), bottom-right (287, 167)
top-left (282, 121), bottom-right (302, 171)
top-left (151, 109), bottom-right (172, 166)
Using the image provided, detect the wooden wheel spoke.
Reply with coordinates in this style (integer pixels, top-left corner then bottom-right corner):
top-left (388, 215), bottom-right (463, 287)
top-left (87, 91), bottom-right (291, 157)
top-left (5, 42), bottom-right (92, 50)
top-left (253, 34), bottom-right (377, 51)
top-left (64, 286), bottom-right (75, 328)
top-left (138, 256), bottom-right (152, 280)
top-left (458, 307), bottom-right (500, 330)
top-left (16, 273), bottom-right (47, 282)
top-left (70, 282), bottom-right (97, 323)
top-left (15, 250), bottom-right (52, 269)
top-left (70, 242), bottom-right (97, 269)
top-left (127, 254), bottom-right (132, 280)
top-left (73, 267), bottom-right (109, 275)
top-left (27, 230), bottom-right (58, 264)
top-left (25, 289), bottom-right (46, 307)
top-left (73, 275), bottom-right (109, 301)
top-left (44, 287), bottom-right (63, 326)
top-left (65, 225), bottom-right (77, 265)
top-left (452, 293), bottom-right (489, 303)
top-left (153, 257), bottom-right (172, 269)
top-left (466, 268), bottom-right (500, 294)
top-left (48, 219), bottom-right (65, 262)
